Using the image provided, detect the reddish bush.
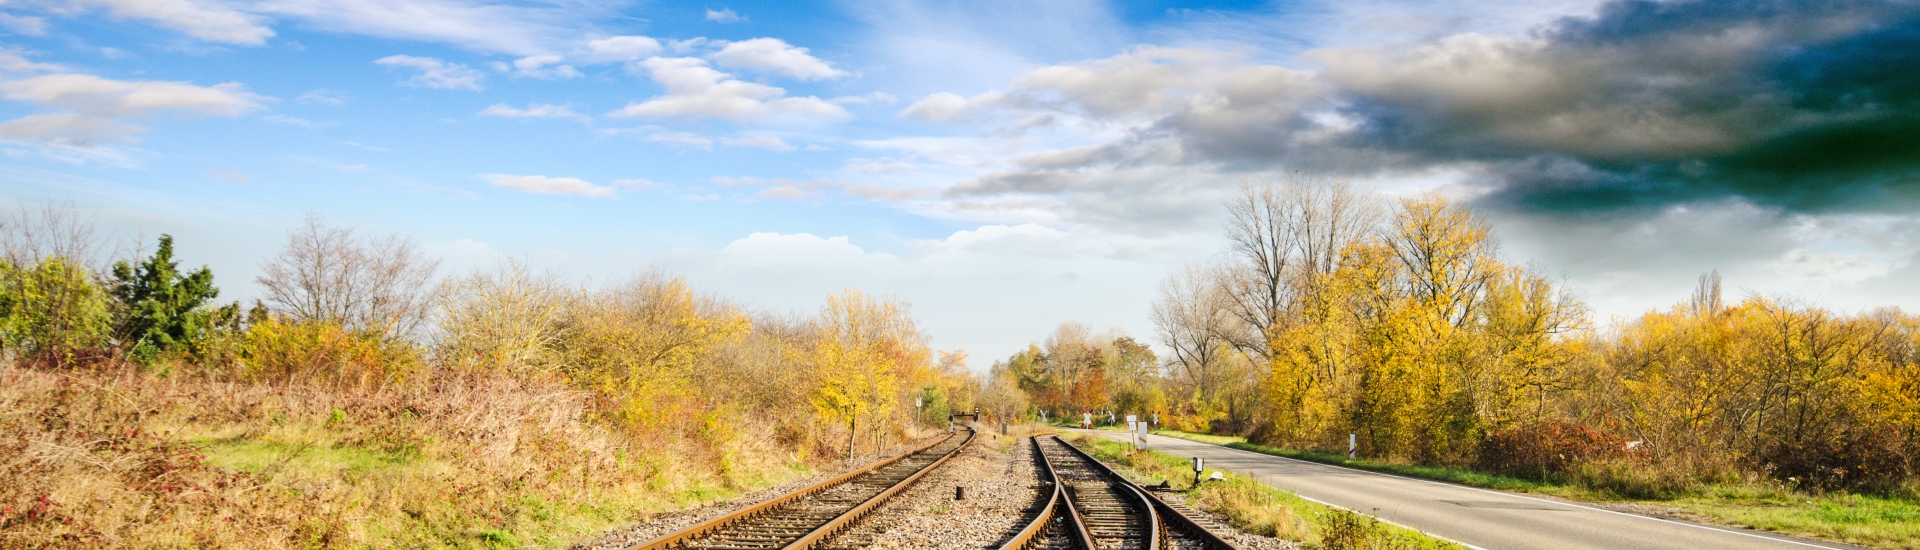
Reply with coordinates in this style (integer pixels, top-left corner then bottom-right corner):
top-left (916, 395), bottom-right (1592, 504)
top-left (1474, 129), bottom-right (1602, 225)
top-left (1477, 420), bottom-right (1626, 480)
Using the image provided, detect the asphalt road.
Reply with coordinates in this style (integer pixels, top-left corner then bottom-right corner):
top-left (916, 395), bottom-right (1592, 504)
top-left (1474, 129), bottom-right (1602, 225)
top-left (1071, 429), bottom-right (1866, 550)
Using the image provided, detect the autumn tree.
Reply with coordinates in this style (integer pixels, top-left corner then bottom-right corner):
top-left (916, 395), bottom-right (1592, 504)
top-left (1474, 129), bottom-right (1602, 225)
top-left (801, 289), bottom-right (930, 456)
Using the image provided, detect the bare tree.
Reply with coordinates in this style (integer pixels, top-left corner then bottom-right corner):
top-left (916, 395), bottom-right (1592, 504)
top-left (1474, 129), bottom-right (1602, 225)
top-left (257, 215), bottom-right (441, 339)
top-left (1221, 178), bottom-right (1300, 357)
top-left (1691, 269), bottom-right (1723, 317)
top-left (1151, 261), bottom-right (1235, 402)
top-left (1219, 174), bottom-right (1383, 357)
top-left (0, 201), bottom-right (117, 272)
top-left (1293, 176), bottom-right (1385, 296)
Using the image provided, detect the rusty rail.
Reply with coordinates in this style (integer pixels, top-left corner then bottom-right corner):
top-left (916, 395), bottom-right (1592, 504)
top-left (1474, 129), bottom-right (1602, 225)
top-left (1046, 435), bottom-right (1156, 550)
top-left (997, 437), bottom-right (1061, 550)
top-left (628, 429), bottom-right (971, 550)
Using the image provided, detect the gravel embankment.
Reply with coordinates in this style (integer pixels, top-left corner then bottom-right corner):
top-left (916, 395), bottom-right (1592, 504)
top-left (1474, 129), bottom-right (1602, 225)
top-left (822, 434), bottom-right (1044, 550)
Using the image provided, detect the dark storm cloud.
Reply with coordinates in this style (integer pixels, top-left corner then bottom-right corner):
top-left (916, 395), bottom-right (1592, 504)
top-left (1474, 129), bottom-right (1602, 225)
top-left (1313, 0), bottom-right (1920, 214)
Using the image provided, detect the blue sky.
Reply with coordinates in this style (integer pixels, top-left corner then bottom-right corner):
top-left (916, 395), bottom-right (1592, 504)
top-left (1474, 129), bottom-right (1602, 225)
top-left (6, 0), bottom-right (1920, 369)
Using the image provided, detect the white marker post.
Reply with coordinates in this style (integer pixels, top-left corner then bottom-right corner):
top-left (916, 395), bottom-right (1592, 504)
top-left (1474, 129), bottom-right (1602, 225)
top-left (1348, 433), bottom-right (1357, 459)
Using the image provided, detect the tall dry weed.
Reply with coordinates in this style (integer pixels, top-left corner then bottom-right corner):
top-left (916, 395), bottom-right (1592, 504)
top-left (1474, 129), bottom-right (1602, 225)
top-left (0, 360), bottom-right (768, 549)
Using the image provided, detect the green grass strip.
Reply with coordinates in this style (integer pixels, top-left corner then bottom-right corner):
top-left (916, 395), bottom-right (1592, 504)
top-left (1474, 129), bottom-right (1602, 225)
top-left (1068, 434), bottom-right (1466, 550)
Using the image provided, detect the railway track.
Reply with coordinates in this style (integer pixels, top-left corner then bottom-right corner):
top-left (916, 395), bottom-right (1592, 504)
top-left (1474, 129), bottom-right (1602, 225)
top-left (630, 429), bottom-right (975, 550)
top-left (999, 435), bottom-right (1241, 550)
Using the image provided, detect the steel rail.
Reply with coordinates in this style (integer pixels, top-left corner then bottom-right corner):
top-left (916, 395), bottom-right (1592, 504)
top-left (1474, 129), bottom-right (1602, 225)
top-left (1048, 435), bottom-right (1156, 550)
top-left (785, 428), bottom-right (975, 549)
top-left (1050, 435), bottom-right (1242, 550)
top-left (1002, 436), bottom-right (1157, 550)
top-left (627, 429), bottom-right (973, 550)
top-left (997, 437), bottom-right (1062, 550)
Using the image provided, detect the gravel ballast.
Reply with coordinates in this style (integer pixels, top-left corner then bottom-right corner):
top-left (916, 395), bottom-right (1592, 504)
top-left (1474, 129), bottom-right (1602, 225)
top-left (822, 433), bottom-right (1043, 549)
top-left (569, 429), bottom-right (1305, 550)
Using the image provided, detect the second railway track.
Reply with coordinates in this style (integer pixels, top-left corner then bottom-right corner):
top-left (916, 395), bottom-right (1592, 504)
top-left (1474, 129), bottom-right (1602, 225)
top-left (630, 429), bottom-right (975, 550)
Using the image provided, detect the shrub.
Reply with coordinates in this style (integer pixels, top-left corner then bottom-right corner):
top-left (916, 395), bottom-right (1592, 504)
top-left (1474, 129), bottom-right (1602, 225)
top-left (236, 318), bottom-right (424, 388)
top-left (0, 256), bottom-right (112, 361)
top-left (1476, 419), bottom-right (1624, 480)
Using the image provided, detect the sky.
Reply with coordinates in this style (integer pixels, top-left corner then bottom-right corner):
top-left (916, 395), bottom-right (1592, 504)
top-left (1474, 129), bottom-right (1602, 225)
top-left (3, 0), bottom-right (1920, 370)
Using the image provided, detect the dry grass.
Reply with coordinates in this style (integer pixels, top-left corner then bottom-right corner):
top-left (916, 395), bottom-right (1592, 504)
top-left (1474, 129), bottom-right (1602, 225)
top-left (0, 361), bottom-right (813, 549)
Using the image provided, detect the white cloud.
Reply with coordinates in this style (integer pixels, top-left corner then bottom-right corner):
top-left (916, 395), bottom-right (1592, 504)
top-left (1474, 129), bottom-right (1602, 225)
top-left (496, 55), bottom-right (580, 79)
top-left (752, 185), bottom-right (811, 201)
top-left (719, 134), bottom-right (794, 151)
top-left (607, 57), bottom-right (848, 122)
top-left (0, 73), bottom-right (265, 148)
top-left (479, 103), bottom-right (589, 122)
top-left (0, 113), bottom-right (141, 146)
top-left (69, 0), bottom-right (273, 45)
top-left (612, 178), bottom-right (670, 190)
top-left (709, 38), bottom-right (847, 80)
top-left (705, 8), bottom-right (743, 23)
top-left (484, 174), bottom-right (617, 198)
top-left (899, 91), bottom-right (1007, 122)
top-left (0, 14), bottom-right (48, 36)
top-left (295, 89), bottom-right (345, 105)
top-left (833, 92), bottom-right (897, 105)
top-left (715, 233), bottom-right (886, 268)
top-left (251, 0), bottom-right (559, 55)
top-left (0, 47), bottom-right (63, 74)
top-left (0, 74), bottom-right (266, 117)
top-left (584, 35), bottom-right (661, 61)
top-left (374, 55), bottom-right (484, 90)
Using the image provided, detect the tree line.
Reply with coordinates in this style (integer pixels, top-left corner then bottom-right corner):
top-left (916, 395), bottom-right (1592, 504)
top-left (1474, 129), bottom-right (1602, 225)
top-left (989, 175), bottom-right (1919, 494)
top-left (0, 208), bottom-right (972, 465)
